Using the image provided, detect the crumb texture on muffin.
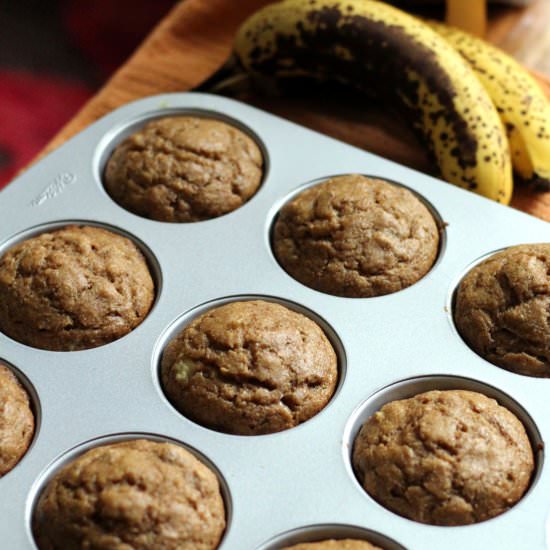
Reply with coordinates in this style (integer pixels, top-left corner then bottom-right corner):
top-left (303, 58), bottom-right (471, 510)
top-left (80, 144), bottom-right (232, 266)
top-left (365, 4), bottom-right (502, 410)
top-left (33, 439), bottom-right (225, 550)
top-left (454, 243), bottom-right (550, 377)
top-left (0, 225), bottom-right (155, 351)
top-left (161, 300), bottom-right (338, 435)
top-left (104, 116), bottom-right (263, 222)
top-left (352, 390), bottom-right (534, 526)
top-left (273, 174), bottom-right (439, 297)
top-left (0, 363), bottom-right (34, 477)
top-left (282, 539), bottom-right (381, 549)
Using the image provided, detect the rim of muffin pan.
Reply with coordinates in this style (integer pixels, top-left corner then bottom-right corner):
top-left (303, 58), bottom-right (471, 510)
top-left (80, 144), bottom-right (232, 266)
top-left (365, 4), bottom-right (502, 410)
top-left (447, 244), bottom-right (549, 378)
top-left (265, 173), bottom-right (447, 299)
top-left (257, 523), bottom-right (407, 550)
top-left (342, 374), bottom-right (544, 527)
top-left (0, 219), bottom-right (162, 352)
top-left (92, 108), bottom-right (270, 223)
top-left (25, 431), bottom-right (232, 550)
top-left (0, 359), bottom-right (42, 478)
top-left (152, 294), bottom-right (347, 437)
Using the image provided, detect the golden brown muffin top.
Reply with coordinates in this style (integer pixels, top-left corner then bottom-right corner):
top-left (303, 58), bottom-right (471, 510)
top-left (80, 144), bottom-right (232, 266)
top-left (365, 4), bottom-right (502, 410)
top-left (33, 439), bottom-right (226, 550)
top-left (104, 116), bottom-right (263, 222)
top-left (353, 390), bottom-right (534, 526)
top-left (282, 539), bottom-right (382, 549)
top-left (273, 174), bottom-right (439, 297)
top-left (455, 243), bottom-right (550, 377)
top-left (0, 363), bottom-right (34, 477)
top-left (161, 300), bottom-right (338, 435)
top-left (0, 225), bottom-right (155, 351)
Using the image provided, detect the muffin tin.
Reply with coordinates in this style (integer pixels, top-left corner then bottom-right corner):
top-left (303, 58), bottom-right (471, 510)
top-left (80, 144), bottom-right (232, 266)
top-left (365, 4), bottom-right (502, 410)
top-left (0, 92), bottom-right (549, 549)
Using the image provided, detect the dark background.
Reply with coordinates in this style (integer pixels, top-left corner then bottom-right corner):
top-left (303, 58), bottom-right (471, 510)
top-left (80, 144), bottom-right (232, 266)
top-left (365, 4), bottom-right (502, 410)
top-left (1, 0), bottom-right (546, 190)
top-left (0, 0), bottom-right (174, 188)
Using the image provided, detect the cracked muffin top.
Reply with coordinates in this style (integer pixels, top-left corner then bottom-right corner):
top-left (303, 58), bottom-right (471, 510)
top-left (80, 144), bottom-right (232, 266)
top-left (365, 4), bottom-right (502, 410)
top-left (352, 390), bottom-right (534, 526)
top-left (272, 174), bottom-right (440, 298)
top-left (0, 363), bottom-right (34, 477)
top-left (0, 225), bottom-right (155, 351)
top-left (104, 116), bottom-right (263, 222)
top-left (32, 439), bottom-right (226, 550)
top-left (454, 244), bottom-right (550, 377)
top-left (283, 540), bottom-right (381, 549)
top-left (161, 300), bottom-right (338, 435)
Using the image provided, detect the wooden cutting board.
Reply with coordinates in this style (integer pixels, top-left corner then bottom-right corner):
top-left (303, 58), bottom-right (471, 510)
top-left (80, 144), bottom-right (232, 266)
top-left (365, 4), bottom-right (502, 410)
top-left (37, 0), bottom-right (550, 221)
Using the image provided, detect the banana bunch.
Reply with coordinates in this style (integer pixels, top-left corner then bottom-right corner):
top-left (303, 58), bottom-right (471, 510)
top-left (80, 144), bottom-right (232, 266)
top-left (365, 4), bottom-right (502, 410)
top-left (428, 21), bottom-right (550, 190)
top-left (234, 0), bottom-right (517, 202)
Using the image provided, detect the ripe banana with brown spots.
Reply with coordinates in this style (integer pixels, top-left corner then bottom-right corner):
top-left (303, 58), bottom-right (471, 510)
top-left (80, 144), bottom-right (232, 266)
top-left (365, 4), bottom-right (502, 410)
top-left (428, 21), bottom-right (550, 191)
top-left (234, 0), bottom-right (513, 203)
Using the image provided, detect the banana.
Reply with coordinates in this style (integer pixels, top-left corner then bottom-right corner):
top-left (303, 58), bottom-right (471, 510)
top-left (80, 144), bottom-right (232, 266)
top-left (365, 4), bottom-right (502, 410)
top-left (234, 0), bottom-right (513, 203)
top-left (428, 21), bottom-right (550, 190)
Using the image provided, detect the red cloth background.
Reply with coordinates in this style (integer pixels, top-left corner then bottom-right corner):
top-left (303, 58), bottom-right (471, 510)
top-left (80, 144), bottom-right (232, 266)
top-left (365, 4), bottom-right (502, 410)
top-left (0, 0), bottom-right (173, 189)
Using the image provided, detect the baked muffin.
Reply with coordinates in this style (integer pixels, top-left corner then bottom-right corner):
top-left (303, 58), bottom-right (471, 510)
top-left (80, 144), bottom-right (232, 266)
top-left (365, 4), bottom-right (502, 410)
top-left (104, 116), bottom-right (263, 222)
top-left (454, 244), bottom-right (550, 377)
top-left (33, 439), bottom-right (225, 550)
top-left (161, 300), bottom-right (338, 435)
top-left (352, 390), bottom-right (534, 526)
top-left (283, 540), bottom-right (381, 549)
top-left (272, 174), bottom-right (439, 298)
top-left (0, 225), bottom-right (155, 351)
top-left (0, 363), bottom-right (34, 477)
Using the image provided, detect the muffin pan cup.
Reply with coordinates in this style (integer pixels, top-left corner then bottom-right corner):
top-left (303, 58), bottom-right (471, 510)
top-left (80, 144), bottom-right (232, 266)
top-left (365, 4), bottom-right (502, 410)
top-left (0, 92), bottom-right (549, 550)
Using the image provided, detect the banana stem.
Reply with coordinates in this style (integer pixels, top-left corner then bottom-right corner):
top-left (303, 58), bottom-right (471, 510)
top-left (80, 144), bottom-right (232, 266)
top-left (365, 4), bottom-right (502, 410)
top-left (193, 55), bottom-right (251, 95)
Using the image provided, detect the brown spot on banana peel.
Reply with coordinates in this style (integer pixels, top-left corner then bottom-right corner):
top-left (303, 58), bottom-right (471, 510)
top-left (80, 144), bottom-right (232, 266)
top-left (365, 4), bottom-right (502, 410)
top-left (428, 20), bottom-right (550, 190)
top-left (234, 0), bottom-right (512, 203)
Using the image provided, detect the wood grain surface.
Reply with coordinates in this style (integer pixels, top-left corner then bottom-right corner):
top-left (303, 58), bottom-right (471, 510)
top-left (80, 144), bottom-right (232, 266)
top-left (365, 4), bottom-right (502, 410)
top-left (37, 0), bottom-right (550, 221)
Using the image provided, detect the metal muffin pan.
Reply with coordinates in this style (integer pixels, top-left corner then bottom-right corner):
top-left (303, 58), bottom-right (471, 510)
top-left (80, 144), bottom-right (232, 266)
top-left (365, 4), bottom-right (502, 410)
top-left (0, 92), bottom-right (549, 550)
